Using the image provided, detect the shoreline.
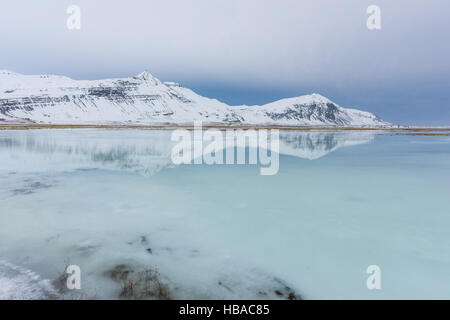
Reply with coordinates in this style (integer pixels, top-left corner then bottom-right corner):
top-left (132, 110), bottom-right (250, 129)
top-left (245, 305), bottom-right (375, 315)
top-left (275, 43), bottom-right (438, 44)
top-left (1, 123), bottom-right (450, 134)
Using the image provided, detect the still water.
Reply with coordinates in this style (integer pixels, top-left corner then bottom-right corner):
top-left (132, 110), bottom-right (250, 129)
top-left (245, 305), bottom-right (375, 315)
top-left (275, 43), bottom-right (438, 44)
top-left (0, 129), bottom-right (449, 299)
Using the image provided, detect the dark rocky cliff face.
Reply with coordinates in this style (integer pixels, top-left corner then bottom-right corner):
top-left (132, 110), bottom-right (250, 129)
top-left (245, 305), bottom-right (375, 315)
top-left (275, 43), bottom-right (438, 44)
top-left (265, 103), bottom-right (345, 124)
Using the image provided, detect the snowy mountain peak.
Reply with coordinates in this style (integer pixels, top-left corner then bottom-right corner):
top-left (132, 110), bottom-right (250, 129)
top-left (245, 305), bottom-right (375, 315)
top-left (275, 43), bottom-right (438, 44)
top-left (0, 71), bottom-right (390, 127)
top-left (309, 93), bottom-right (331, 103)
top-left (135, 71), bottom-right (152, 79)
top-left (134, 71), bottom-right (161, 85)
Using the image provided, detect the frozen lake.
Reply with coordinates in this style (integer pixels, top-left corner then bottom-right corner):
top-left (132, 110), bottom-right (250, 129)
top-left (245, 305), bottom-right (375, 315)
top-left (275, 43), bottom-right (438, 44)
top-left (0, 129), bottom-right (449, 299)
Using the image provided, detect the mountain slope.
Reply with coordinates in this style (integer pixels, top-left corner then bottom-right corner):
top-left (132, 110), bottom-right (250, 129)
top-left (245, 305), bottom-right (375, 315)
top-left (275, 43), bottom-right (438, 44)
top-left (0, 70), bottom-right (390, 127)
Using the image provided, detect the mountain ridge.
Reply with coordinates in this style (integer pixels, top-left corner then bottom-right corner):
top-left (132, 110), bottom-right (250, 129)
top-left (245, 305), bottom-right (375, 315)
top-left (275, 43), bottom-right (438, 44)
top-left (0, 70), bottom-right (390, 127)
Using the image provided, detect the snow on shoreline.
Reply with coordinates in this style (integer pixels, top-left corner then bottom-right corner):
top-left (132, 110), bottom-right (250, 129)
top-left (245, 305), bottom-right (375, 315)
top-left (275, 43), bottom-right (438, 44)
top-left (0, 260), bottom-right (57, 300)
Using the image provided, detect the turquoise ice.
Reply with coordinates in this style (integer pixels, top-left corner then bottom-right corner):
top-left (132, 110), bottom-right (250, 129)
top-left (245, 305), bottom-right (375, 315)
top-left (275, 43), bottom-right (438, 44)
top-left (0, 129), bottom-right (449, 299)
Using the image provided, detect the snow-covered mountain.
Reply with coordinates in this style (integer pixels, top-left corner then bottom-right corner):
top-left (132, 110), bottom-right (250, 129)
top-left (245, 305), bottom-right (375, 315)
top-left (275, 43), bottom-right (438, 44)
top-left (0, 70), bottom-right (390, 127)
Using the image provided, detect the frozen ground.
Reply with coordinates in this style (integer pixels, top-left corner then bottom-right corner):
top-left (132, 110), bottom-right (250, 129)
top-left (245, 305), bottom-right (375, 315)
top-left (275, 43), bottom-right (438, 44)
top-left (0, 129), bottom-right (449, 299)
top-left (0, 260), bottom-right (56, 299)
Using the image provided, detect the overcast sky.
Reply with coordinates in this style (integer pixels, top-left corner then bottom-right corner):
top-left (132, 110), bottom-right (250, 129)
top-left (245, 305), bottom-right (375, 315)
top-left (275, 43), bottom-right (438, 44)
top-left (1, 0), bottom-right (449, 125)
